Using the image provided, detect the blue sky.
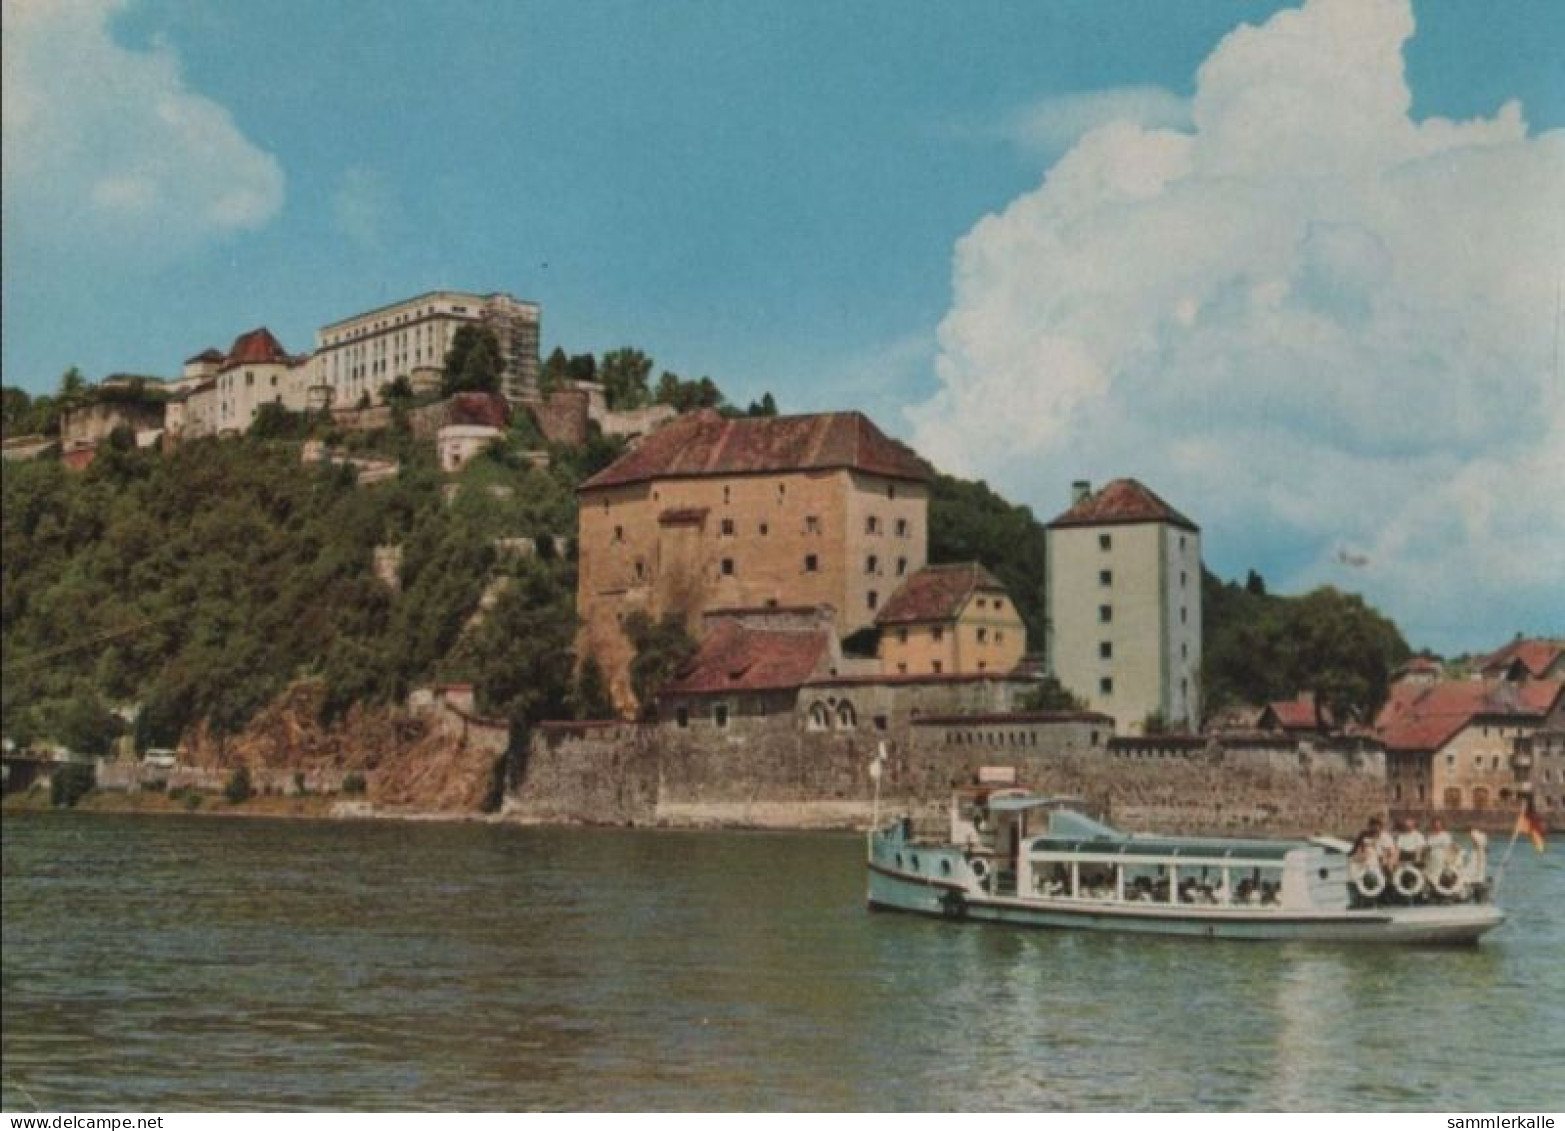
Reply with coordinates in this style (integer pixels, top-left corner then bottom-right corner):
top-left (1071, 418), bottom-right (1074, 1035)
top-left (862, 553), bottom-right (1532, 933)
top-left (3, 0), bottom-right (1562, 654)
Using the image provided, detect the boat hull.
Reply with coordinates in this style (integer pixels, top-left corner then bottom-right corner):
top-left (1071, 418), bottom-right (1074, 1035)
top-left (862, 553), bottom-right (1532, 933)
top-left (866, 859), bottom-right (1504, 945)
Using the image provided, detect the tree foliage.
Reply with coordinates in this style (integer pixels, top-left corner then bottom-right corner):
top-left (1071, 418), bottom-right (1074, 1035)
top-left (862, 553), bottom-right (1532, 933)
top-left (624, 611), bottom-right (698, 719)
top-left (442, 325), bottom-right (504, 396)
top-left (1202, 570), bottom-right (1410, 725)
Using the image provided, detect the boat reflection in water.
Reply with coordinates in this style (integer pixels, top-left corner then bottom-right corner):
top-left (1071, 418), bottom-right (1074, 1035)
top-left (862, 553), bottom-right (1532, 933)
top-left (866, 786), bottom-right (1504, 945)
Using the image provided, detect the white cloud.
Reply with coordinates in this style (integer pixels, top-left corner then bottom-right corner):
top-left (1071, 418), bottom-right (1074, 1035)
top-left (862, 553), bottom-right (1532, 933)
top-left (1, 0), bottom-right (284, 259)
top-left (1002, 86), bottom-right (1191, 155)
top-left (907, 0), bottom-right (1565, 653)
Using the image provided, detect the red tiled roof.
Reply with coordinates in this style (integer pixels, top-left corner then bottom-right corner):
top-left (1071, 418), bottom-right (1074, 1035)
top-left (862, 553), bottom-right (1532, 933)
top-left (1047, 478), bottom-right (1198, 532)
top-left (1375, 679), bottom-right (1563, 753)
top-left (660, 621), bottom-right (831, 696)
top-left (1478, 638), bottom-right (1564, 679)
top-left (580, 409), bottom-right (928, 491)
top-left (185, 347), bottom-right (225, 365)
top-left (447, 392), bottom-right (510, 429)
top-left (1263, 693), bottom-right (1332, 732)
top-left (221, 328), bottom-right (291, 370)
top-left (875, 562), bottom-right (1006, 626)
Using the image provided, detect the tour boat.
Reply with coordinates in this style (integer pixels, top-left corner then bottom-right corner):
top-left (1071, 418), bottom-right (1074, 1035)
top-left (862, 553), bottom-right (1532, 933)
top-left (866, 787), bottom-right (1505, 944)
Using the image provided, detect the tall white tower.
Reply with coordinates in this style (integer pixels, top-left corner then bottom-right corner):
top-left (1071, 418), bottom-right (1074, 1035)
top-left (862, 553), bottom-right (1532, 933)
top-left (1046, 479), bottom-right (1202, 735)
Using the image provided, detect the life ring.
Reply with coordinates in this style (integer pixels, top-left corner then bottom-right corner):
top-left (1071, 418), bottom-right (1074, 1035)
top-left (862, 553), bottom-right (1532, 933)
top-left (1351, 867), bottom-right (1386, 900)
top-left (1431, 868), bottom-right (1466, 899)
top-left (1392, 864), bottom-right (1426, 900)
top-left (969, 858), bottom-right (990, 882)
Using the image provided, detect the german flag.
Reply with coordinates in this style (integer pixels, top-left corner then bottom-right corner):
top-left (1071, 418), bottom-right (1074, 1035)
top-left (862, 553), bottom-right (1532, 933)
top-left (1515, 797), bottom-right (1548, 854)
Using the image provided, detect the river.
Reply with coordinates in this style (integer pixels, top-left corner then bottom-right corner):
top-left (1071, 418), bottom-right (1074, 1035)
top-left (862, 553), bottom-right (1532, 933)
top-left (2, 812), bottom-right (1562, 1111)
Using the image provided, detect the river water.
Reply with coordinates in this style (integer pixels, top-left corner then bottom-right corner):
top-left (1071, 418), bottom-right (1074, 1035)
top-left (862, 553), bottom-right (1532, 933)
top-left (2, 813), bottom-right (1562, 1111)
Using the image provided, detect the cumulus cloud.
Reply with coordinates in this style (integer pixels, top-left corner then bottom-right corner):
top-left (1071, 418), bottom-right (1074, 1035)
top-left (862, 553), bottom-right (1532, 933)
top-left (1001, 86), bottom-right (1191, 155)
top-left (907, 0), bottom-right (1565, 652)
top-left (1, 0), bottom-right (284, 260)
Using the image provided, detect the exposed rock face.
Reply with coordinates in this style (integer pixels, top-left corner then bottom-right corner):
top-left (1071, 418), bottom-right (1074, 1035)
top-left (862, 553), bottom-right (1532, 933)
top-left (182, 681), bottom-right (504, 813)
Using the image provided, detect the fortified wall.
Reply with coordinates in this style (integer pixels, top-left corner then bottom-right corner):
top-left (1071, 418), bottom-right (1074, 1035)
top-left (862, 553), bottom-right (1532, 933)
top-left (509, 709), bottom-right (1386, 836)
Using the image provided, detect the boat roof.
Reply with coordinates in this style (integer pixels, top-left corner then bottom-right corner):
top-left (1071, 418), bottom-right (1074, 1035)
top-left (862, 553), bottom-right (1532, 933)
top-left (1027, 835), bottom-right (1307, 862)
top-left (986, 794), bottom-right (1089, 813)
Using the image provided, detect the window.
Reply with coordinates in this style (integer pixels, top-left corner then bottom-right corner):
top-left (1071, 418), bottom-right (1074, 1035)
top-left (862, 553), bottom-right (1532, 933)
top-left (867, 590), bottom-right (879, 610)
top-left (865, 555), bottom-right (878, 574)
top-left (805, 516), bottom-right (820, 534)
top-left (932, 626), bottom-right (944, 642)
top-left (613, 525), bottom-right (624, 543)
top-left (897, 557), bottom-right (908, 576)
top-left (866, 516), bottom-right (880, 535)
top-left (897, 662), bottom-right (908, 674)
top-left (898, 628), bottom-right (909, 643)
top-left (932, 660), bottom-right (944, 674)
top-left (723, 486), bottom-right (731, 504)
top-left (1180, 607), bottom-right (1188, 625)
top-left (896, 518), bottom-right (909, 538)
top-left (759, 522), bottom-right (769, 537)
top-left (714, 703), bottom-right (729, 728)
top-left (721, 558), bottom-right (735, 576)
top-left (1099, 534), bottom-right (1112, 551)
top-left (1100, 677), bottom-right (1114, 695)
top-left (1100, 641), bottom-right (1113, 659)
top-left (994, 599), bottom-right (1004, 612)
top-left (804, 554), bottom-right (819, 573)
top-left (977, 628), bottom-right (989, 644)
top-left (634, 561), bottom-right (646, 583)
top-left (837, 701), bottom-right (857, 729)
top-left (1181, 571), bottom-right (1188, 588)
top-left (874, 715), bottom-right (888, 732)
top-left (1099, 605), bottom-right (1113, 624)
top-left (1100, 569), bottom-right (1113, 587)
top-left (808, 702), bottom-right (829, 730)
top-left (721, 518), bottom-right (735, 536)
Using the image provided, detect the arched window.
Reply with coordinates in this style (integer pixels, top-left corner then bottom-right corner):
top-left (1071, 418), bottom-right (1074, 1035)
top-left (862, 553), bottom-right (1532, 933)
top-left (836, 700), bottom-right (857, 729)
top-left (1443, 787), bottom-right (1463, 809)
top-left (808, 702), bottom-right (830, 731)
top-left (1472, 787), bottom-right (1490, 810)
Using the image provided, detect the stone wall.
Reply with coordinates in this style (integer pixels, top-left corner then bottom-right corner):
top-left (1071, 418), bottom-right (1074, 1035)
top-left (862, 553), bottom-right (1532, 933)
top-left (521, 388), bottom-right (590, 447)
top-left (512, 707), bottom-right (1387, 836)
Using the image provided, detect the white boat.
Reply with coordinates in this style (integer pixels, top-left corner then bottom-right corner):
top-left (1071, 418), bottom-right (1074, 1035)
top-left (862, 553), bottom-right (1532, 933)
top-left (866, 787), bottom-right (1504, 945)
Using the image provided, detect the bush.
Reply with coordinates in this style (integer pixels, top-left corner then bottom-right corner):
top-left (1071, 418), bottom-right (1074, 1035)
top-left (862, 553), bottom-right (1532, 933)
top-left (342, 772), bottom-right (367, 795)
top-left (50, 762), bottom-right (95, 808)
top-left (293, 770), bottom-right (307, 796)
top-left (224, 766), bottom-right (253, 805)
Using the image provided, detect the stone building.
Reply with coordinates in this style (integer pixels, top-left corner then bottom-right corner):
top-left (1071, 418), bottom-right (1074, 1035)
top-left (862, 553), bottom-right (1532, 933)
top-left (576, 409), bottom-right (930, 709)
top-left (1377, 678), bottom-right (1564, 815)
top-left (875, 562), bottom-right (1027, 677)
top-left (1046, 478), bottom-right (1202, 735)
top-left (313, 290), bottom-right (540, 408)
top-left (202, 327), bottom-right (312, 435)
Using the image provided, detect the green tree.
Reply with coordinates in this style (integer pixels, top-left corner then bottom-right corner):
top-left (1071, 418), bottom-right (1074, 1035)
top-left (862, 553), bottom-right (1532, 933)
top-left (599, 348), bottom-right (654, 410)
top-left (568, 655), bottom-right (615, 720)
top-left (57, 366), bottom-right (87, 404)
top-left (225, 766), bottom-right (254, 804)
top-left (926, 471), bottom-right (1049, 642)
top-left (442, 325), bottom-right (504, 396)
top-left (624, 611), bottom-right (697, 718)
top-left (746, 392), bottom-right (778, 417)
top-left (1019, 676), bottom-right (1085, 712)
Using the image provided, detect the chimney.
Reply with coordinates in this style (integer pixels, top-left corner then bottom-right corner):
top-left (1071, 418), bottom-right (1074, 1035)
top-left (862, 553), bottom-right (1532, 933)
top-left (1071, 480), bottom-right (1092, 505)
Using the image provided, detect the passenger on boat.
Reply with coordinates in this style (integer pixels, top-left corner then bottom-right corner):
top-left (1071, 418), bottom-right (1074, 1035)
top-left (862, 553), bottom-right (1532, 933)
top-left (1395, 817), bottom-right (1427, 863)
top-left (1425, 817), bottom-right (1454, 861)
top-left (1129, 875), bottom-right (1155, 903)
top-left (1369, 817), bottom-right (1398, 872)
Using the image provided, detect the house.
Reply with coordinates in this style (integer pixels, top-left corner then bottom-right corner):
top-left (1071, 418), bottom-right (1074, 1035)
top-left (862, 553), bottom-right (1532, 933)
top-left (576, 409), bottom-right (930, 710)
top-left (1475, 638), bottom-right (1565, 683)
top-left (1258, 693), bottom-right (1334, 737)
top-left (1046, 478), bottom-right (1202, 735)
top-left (875, 563), bottom-right (1026, 677)
top-left (1376, 678), bottom-right (1564, 814)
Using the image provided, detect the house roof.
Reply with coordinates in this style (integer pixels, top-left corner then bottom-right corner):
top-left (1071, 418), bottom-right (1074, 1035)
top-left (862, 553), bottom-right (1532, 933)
top-left (1047, 478), bottom-right (1198, 532)
top-left (660, 621), bottom-right (832, 697)
top-left (580, 409), bottom-right (928, 491)
top-left (446, 391), bottom-right (510, 429)
top-left (1477, 638), bottom-right (1564, 679)
top-left (185, 348), bottom-right (225, 365)
top-left (1375, 679), bottom-right (1563, 753)
top-left (221, 328), bottom-right (292, 371)
top-left (875, 562), bottom-right (1007, 626)
top-left (1263, 693), bottom-right (1332, 732)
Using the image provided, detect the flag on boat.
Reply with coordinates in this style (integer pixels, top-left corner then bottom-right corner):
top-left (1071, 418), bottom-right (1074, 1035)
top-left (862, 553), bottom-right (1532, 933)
top-left (1515, 796), bottom-right (1547, 854)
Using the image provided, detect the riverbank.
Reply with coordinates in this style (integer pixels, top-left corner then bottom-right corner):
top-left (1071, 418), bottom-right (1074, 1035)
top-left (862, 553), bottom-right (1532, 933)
top-left (0, 788), bottom-right (491, 825)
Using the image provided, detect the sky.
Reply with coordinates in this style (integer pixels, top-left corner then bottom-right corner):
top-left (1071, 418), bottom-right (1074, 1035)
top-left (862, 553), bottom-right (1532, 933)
top-left (3, 0), bottom-right (1562, 655)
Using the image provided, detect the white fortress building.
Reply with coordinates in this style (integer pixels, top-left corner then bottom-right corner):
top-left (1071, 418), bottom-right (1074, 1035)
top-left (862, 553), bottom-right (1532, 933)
top-left (313, 290), bottom-right (540, 407)
top-left (1046, 479), bottom-right (1202, 735)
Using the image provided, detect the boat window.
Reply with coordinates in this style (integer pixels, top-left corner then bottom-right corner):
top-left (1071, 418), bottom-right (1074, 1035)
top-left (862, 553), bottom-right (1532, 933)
top-left (1175, 865), bottom-right (1226, 906)
top-left (1034, 861), bottom-right (1071, 897)
top-left (1233, 866), bottom-right (1284, 908)
top-left (1076, 862), bottom-right (1118, 900)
